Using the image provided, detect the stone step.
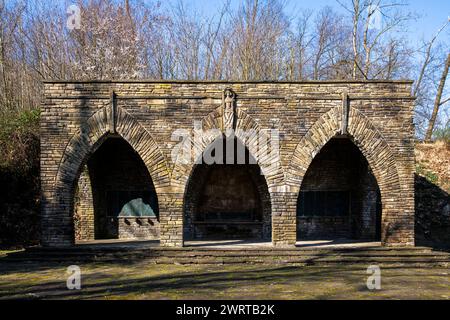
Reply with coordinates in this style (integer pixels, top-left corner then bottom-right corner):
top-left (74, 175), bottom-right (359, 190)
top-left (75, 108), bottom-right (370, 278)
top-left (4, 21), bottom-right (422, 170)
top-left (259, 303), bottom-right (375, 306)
top-left (29, 245), bottom-right (436, 252)
top-left (8, 252), bottom-right (450, 258)
top-left (17, 248), bottom-right (447, 257)
top-left (153, 256), bottom-right (450, 264)
top-left (4, 256), bottom-right (449, 268)
top-left (25, 246), bottom-right (439, 255)
top-left (3, 246), bottom-right (449, 266)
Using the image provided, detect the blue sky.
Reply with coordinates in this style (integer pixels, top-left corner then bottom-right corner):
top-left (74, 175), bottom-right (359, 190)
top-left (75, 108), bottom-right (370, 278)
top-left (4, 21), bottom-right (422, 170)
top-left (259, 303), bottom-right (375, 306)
top-left (164, 0), bottom-right (450, 46)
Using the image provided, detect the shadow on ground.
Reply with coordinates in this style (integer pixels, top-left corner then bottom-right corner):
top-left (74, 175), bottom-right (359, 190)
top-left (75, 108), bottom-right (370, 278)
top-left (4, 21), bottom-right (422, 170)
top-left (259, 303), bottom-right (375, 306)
top-left (415, 174), bottom-right (450, 251)
top-left (0, 258), bottom-right (449, 300)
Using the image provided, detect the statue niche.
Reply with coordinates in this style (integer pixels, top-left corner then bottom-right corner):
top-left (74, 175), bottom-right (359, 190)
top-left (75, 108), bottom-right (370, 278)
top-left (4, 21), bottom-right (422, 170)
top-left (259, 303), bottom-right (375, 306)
top-left (222, 88), bottom-right (236, 136)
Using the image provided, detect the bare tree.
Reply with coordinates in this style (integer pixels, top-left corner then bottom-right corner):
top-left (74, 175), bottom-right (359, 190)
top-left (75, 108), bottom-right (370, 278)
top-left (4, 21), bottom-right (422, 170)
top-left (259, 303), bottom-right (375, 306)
top-left (228, 0), bottom-right (289, 80)
top-left (201, 1), bottom-right (230, 80)
top-left (0, 0), bottom-right (448, 145)
top-left (424, 53), bottom-right (450, 142)
top-left (413, 20), bottom-right (449, 97)
top-left (337, 0), bottom-right (413, 79)
top-left (285, 10), bottom-right (313, 80)
top-left (0, 0), bottom-right (26, 111)
top-left (413, 20), bottom-right (449, 139)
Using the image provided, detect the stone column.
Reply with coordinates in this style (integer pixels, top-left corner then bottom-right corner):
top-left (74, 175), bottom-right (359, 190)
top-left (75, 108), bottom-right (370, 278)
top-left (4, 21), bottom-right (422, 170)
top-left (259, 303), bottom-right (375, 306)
top-left (380, 147), bottom-right (415, 247)
top-left (271, 189), bottom-right (297, 247)
top-left (41, 192), bottom-right (75, 247)
top-left (159, 193), bottom-right (184, 247)
top-left (382, 192), bottom-right (415, 247)
top-left (41, 169), bottom-right (74, 247)
top-left (74, 167), bottom-right (95, 241)
top-left (385, 134), bottom-right (415, 247)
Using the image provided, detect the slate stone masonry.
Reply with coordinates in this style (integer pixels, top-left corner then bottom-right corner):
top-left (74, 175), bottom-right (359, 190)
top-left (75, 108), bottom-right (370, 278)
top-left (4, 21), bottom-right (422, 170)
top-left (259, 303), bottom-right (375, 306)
top-left (41, 80), bottom-right (416, 247)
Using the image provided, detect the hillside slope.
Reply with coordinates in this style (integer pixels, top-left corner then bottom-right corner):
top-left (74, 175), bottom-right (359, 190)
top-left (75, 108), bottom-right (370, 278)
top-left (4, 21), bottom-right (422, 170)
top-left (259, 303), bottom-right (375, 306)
top-left (415, 141), bottom-right (450, 192)
top-left (415, 141), bottom-right (450, 247)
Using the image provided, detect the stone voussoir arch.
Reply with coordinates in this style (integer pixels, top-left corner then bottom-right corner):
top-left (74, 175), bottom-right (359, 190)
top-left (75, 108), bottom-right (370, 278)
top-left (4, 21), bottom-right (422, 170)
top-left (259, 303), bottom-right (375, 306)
top-left (50, 105), bottom-right (171, 244)
top-left (55, 106), bottom-right (171, 193)
top-left (287, 105), bottom-right (403, 244)
top-left (287, 106), bottom-right (400, 193)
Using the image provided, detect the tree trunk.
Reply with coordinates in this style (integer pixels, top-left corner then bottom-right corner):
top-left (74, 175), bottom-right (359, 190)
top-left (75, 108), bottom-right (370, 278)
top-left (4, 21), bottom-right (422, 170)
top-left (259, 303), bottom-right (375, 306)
top-left (352, 0), bottom-right (360, 79)
top-left (424, 53), bottom-right (450, 142)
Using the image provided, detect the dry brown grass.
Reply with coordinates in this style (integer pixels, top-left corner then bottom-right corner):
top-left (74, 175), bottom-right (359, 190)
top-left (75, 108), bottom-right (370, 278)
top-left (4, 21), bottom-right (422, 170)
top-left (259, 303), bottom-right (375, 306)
top-left (415, 141), bottom-right (450, 192)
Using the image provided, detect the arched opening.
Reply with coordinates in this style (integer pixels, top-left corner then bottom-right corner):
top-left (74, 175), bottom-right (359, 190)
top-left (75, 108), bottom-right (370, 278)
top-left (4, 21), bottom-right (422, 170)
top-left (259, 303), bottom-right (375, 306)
top-left (73, 136), bottom-right (160, 242)
top-left (184, 136), bottom-right (271, 241)
top-left (296, 137), bottom-right (382, 241)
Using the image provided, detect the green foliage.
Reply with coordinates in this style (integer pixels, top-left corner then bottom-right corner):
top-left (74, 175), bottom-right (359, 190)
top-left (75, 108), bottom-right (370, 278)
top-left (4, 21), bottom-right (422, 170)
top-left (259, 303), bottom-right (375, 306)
top-left (0, 108), bottom-right (40, 134)
top-left (0, 108), bottom-right (40, 169)
top-left (0, 108), bottom-right (41, 248)
top-left (433, 125), bottom-right (450, 143)
top-left (415, 163), bottom-right (439, 184)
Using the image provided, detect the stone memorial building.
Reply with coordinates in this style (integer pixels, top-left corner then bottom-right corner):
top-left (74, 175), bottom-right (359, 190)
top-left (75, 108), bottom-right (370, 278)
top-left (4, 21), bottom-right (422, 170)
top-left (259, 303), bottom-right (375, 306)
top-left (41, 80), bottom-right (415, 247)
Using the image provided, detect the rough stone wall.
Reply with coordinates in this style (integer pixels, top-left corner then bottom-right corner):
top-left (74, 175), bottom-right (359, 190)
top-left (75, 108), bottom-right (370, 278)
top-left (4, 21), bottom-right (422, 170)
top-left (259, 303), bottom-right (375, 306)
top-left (183, 137), bottom-right (271, 241)
top-left (41, 80), bottom-right (415, 247)
top-left (184, 163), bottom-right (271, 240)
top-left (118, 217), bottom-right (160, 240)
top-left (415, 175), bottom-right (450, 247)
top-left (352, 163), bottom-right (380, 239)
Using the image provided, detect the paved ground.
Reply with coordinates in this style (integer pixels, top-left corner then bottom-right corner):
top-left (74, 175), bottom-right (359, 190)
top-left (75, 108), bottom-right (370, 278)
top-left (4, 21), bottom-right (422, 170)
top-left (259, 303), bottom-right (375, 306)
top-left (0, 254), bottom-right (448, 300)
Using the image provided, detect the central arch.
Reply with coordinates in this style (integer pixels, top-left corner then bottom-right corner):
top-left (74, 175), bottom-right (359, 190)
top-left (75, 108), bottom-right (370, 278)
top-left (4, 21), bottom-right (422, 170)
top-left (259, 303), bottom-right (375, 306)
top-left (177, 106), bottom-right (276, 243)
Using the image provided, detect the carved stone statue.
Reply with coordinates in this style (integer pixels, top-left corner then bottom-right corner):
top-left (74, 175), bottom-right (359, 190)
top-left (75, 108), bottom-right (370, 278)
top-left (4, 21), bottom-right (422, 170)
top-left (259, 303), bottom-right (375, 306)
top-left (222, 88), bottom-right (235, 135)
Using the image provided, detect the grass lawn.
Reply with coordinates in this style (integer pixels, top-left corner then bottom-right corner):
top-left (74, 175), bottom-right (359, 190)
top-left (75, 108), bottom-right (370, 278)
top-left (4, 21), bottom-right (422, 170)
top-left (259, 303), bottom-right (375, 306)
top-left (0, 255), bottom-right (448, 300)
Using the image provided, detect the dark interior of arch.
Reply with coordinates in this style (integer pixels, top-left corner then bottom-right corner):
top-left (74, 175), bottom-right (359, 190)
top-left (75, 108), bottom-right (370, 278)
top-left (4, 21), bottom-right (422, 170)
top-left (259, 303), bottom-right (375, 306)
top-left (297, 137), bottom-right (382, 241)
top-left (184, 136), bottom-right (271, 241)
top-left (74, 136), bottom-right (159, 241)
